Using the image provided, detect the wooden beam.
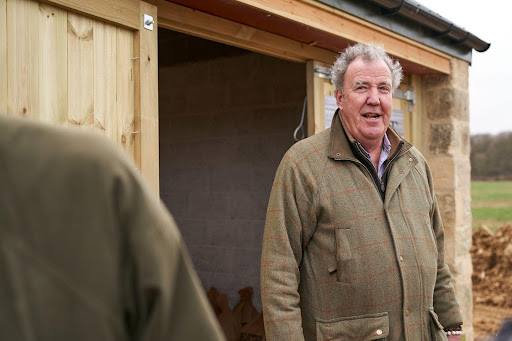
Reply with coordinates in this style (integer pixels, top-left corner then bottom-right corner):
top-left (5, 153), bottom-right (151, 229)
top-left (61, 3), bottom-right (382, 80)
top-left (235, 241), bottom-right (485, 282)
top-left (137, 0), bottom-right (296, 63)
top-left (39, 0), bottom-right (139, 30)
top-left (0, 0), bottom-right (6, 115)
top-left (148, 0), bottom-right (337, 65)
top-left (137, 1), bottom-right (159, 195)
top-left (231, 0), bottom-right (451, 74)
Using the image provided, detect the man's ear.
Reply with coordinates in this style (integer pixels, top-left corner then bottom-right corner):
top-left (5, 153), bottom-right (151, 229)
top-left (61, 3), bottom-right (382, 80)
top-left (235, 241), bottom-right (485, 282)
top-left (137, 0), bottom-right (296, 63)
top-left (335, 88), bottom-right (343, 111)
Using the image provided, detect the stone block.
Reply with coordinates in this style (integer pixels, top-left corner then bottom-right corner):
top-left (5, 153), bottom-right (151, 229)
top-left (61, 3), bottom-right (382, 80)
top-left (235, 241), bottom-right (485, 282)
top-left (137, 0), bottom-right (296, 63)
top-left (427, 156), bottom-right (455, 191)
top-left (425, 87), bottom-right (468, 121)
top-left (429, 123), bottom-right (454, 155)
top-left (457, 124), bottom-right (471, 156)
top-left (450, 59), bottom-right (470, 89)
top-left (422, 73), bottom-right (450, 90)
top-left (455, 221), bottom-right (473, 257)
top-left (437, 192), bottom-right (456, 229)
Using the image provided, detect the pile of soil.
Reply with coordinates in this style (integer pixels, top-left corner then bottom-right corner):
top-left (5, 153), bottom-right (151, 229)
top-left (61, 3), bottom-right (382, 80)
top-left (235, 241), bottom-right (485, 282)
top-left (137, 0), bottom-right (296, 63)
top-left (471, 225), bottom-right (512, 308)
top-left (471, 225), bottom-right (512, 340)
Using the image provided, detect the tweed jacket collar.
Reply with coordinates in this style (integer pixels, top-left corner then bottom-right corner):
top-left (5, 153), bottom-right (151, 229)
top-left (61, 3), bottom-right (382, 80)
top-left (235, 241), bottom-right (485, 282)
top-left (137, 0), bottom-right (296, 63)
top-left (327, 109), bottom-right (412, 161)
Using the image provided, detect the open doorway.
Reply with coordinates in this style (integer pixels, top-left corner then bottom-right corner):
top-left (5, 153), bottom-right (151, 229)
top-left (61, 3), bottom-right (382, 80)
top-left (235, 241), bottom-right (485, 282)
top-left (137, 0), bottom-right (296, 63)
top-left (158, 28), bottom-right (306, 311)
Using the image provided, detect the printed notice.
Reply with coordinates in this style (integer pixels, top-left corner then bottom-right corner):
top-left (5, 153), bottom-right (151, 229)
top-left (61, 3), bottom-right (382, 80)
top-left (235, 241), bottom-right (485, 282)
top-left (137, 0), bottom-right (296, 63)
top-left (324, 95), bottom-right (338, 129)
top-left (390, 109), bottom-right (404, 137)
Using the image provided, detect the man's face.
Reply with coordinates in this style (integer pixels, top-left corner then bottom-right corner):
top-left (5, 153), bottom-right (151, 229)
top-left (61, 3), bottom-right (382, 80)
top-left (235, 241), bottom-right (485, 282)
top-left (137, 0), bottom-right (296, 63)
top-left (335, 57), bottom-right (393, 148)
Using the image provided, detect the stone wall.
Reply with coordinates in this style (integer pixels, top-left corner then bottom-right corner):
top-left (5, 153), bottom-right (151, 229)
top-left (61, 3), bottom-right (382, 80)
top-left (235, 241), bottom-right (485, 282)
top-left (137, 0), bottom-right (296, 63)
top-left (422, 58), bottom-right (473, 340)
top-left (158, 40), bottom-right (305, 310)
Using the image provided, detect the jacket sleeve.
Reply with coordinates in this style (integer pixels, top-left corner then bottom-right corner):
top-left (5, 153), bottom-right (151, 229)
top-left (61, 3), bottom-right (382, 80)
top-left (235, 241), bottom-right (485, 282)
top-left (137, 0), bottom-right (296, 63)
top-left (115, 159), bottom-right (225, 341)
top-left (427, 164), bottom-right (464, 329)
top-left (260, 150), bottom-right (317, 340)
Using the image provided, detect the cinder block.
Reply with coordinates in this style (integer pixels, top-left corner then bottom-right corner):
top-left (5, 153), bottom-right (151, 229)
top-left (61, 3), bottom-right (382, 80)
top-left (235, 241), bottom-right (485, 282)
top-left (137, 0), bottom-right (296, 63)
top-left (234, 247), bottom-right (262, 278)
top-left (207, 219), bottom-right (238, 247)
top-left (230, 191), bottom-right (268, 220)
top-left (188, 191), bottom-right (231, 220)
top-left (210, 163), bottom-right (252, 192)
top-left (161, 190), bottom-right (188, 219)
top-left (209, 111), bottom-right (250, 138)
top-left (234, 219), bottom-right (265, 248)
top-left (228, 80), bottom-right (274, 107)
top-left (177, 218), bottom-right (209, 246)
top-left (163, 168), bottom-right (209, 192)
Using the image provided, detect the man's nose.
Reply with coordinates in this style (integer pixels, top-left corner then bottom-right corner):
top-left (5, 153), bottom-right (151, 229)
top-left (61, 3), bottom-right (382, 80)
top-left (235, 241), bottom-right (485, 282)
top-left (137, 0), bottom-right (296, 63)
top-left (366, 88), bottom-right (380, 105)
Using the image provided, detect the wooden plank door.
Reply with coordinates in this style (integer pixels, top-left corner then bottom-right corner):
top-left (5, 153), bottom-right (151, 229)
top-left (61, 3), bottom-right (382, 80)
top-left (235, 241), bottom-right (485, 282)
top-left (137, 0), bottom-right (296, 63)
top-left (0, 0), bottom-right (159, 193)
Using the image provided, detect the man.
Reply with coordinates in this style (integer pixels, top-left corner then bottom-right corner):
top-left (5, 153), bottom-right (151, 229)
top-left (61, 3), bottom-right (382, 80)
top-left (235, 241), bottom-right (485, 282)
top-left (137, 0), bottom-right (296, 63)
top-left (0, 115), bottom-right (225, 341)
top-left (260, 43), bottom-right (463, 340)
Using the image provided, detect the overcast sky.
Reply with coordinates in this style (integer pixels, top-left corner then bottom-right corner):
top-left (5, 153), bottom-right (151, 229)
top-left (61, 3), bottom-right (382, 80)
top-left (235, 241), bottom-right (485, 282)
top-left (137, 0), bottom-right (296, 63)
top-left (417, 0), bottom-right (511, 135)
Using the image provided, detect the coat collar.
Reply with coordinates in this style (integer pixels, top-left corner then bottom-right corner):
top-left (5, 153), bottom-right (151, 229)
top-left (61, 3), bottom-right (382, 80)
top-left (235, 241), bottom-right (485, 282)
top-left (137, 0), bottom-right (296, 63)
top-left (327, 109), bottom-right (411, 160)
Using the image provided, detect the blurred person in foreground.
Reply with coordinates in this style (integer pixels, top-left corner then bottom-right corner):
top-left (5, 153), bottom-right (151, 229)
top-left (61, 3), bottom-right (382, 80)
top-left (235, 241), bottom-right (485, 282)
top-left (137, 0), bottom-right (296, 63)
top-left (0, 115), bottom-right (225, 341)
top-left (260, 43), bottom-right (463, 340)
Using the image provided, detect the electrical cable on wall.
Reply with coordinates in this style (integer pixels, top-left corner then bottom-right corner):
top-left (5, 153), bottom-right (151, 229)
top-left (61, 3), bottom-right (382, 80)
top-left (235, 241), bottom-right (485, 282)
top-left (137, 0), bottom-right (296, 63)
top-left (293, 96), bottom-right (307, 142)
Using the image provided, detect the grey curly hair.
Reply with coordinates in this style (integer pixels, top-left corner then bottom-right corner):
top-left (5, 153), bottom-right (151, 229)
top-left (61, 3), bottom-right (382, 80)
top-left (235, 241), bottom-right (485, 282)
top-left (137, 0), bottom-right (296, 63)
top-left (331, 43), bottom-right (403, 94)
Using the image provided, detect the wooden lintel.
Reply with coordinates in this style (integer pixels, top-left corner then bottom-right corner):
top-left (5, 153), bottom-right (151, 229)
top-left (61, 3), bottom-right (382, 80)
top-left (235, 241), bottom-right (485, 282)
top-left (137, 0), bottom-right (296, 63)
top-left (39, 0), bottom-right (140, 30)
top-left (232, 0), bottom-right (451, 74)
top-left (148, 0), bottom-right (337, 65)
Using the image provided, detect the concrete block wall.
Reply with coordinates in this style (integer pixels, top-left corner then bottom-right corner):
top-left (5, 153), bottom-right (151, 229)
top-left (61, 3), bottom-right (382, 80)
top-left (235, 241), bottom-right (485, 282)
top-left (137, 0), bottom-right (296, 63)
top-left (422, 58), bottom-right (473, 341)
top-left (159, 50), bottom-right (305, 311)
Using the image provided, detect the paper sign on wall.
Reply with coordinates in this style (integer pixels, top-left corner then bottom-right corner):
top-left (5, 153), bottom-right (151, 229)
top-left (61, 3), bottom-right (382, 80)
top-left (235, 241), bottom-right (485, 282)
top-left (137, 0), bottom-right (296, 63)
top-left (324, 95), bottom-right (337, 129)
top-left (390, 109), bottom-right (404, 137)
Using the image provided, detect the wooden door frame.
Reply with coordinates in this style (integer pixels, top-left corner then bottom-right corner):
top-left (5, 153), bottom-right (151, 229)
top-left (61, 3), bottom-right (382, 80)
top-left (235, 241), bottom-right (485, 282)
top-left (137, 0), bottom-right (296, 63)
top-left (33, 0), bottom-right (160, 194)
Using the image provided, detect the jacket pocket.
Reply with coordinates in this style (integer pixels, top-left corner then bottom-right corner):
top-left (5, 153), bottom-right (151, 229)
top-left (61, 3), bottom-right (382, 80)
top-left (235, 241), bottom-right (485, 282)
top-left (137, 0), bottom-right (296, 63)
top-left (428, 309), bottom-right (448, 341)
top-left (334, 227), bottom-right (358, 283)
top-left (316, 312), bottom-right (389, 341)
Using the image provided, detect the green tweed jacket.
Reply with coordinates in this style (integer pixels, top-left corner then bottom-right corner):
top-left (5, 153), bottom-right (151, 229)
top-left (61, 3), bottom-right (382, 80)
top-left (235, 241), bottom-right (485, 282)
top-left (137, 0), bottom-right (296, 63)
top-left (261, 112), bottom-right (463, 341)
top-left (0, 116), bottom-right (225, 341)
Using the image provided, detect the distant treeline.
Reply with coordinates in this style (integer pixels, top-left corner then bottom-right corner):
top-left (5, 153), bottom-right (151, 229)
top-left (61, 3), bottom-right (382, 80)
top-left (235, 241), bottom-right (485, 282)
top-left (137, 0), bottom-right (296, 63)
top-left (471, 132), bottom-right (512, 180)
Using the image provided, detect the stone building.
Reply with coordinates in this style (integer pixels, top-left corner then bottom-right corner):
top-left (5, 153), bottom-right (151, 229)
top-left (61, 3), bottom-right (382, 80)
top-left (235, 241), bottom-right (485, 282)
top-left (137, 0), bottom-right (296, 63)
top-left (0, 0), bottom-right (489, 339)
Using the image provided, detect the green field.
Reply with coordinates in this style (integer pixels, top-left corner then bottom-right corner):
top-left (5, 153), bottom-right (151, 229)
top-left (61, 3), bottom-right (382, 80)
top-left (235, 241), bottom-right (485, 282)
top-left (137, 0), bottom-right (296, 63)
top-left (471, 181), bottom-right (512, 230)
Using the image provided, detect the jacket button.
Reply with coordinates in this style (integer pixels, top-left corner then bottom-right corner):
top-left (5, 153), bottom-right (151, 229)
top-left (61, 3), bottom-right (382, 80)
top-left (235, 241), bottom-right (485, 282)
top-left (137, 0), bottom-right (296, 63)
top-left (399, 169), bottom-right (404, 174)
top-left (399, 255), bottom-right (404, 262)
top-left (405, 310), bottom-right (410, 316)
top-left (376, 329), bottom-right (383, 336)
top-left (409, 157), bottom-right (414, 162)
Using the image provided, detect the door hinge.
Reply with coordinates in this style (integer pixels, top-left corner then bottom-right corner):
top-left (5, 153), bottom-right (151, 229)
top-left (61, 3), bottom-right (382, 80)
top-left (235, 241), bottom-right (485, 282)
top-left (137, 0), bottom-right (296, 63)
top-left (314, 66), bottom-right (332, 79)
top-left (393, 89), bottom-right (416, 112)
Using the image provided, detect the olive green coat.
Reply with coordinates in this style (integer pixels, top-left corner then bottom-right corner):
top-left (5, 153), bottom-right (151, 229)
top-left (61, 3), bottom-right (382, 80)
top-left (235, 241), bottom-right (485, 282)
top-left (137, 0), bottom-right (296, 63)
top-left (261, 112), bottom-right (463, 340)
top-left (0, 116), bottom-right (225, 341)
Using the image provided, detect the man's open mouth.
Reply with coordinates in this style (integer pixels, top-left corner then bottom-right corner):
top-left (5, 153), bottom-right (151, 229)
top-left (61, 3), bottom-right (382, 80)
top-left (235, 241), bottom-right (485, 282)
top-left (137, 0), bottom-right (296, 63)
top-left (362, 114), bottom-right (381, 119)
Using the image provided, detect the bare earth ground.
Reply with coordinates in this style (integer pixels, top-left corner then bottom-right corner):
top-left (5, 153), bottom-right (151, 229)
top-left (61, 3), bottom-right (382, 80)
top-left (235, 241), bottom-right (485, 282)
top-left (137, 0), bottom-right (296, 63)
top-left (471, 225), bottom-right (512, 340)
